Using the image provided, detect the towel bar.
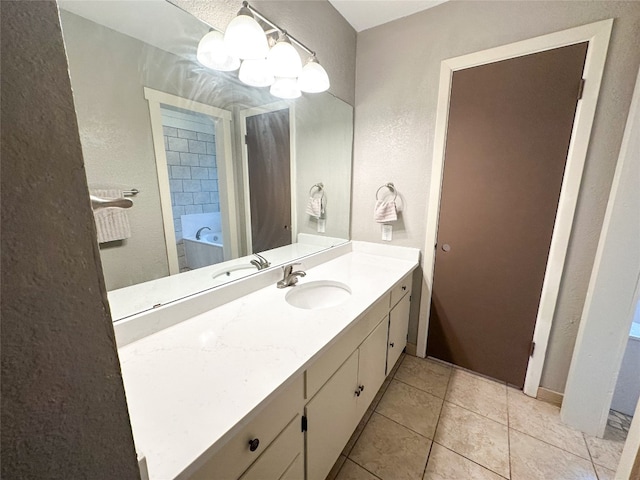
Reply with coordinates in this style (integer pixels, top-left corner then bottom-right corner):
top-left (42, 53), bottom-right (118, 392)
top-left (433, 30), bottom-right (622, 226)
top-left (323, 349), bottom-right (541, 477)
top-left (90, 195), bottom-right (133, 210)
top-left (376, 183), bottom-right (397, 201)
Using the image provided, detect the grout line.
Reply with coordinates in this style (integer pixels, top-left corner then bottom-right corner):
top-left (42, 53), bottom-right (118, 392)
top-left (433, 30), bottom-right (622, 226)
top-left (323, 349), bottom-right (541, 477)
top-left (373, 410), bottom-right (437, 441)
top-left (507, 421), bottom-right (592, 462)
top-left (391, 377), bottom-right (447, 400)
top-left (421, 440), bottom-right (434, 479)
top-left (345, 458), bottom-right (384, 480)
top-left (435, 442), bottom-right (510, 480)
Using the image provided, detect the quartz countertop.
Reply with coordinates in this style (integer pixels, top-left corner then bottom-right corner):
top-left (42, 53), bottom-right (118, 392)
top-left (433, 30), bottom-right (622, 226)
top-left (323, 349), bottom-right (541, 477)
top-left (118, 243), bottom-right (418, 479)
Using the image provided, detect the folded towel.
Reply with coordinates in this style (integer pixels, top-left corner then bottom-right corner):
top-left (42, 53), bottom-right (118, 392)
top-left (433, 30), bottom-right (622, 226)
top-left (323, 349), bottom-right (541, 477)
top-left (306, 195), bottom-right (325, 218)
top-left (374, 199), bottom-right (398, 223)
top-left (90, 189), bottom-right (132, 243)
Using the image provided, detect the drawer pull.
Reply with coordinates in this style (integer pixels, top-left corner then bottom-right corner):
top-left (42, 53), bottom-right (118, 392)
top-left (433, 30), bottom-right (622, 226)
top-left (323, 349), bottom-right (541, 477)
top-left (390, 342), bottom-right (395, 348)
top-left (354, 389), bottom-right (361, 397)
top-left (248, 438), bottom-right (260, 452)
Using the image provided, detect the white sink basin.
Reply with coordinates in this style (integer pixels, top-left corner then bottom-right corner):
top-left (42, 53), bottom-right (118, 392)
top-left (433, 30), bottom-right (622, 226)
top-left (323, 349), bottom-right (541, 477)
top-left (285, 280), bottom-right (352, 310)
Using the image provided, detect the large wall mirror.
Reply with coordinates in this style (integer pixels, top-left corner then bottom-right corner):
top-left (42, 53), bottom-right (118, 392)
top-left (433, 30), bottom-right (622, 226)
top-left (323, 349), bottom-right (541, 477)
top-left (58, 0), bottom-right (353, 321)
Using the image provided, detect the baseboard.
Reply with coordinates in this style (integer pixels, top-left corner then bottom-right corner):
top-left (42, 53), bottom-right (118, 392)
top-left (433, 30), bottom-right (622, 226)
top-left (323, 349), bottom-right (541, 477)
top-left (405, 342), bottom-right (417, 356)
top-left (537, 387), bottom-right (564, 407)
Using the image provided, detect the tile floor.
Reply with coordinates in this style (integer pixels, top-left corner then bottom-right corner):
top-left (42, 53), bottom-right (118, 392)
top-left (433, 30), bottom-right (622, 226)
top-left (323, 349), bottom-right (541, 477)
top-left (326, 354), bottom-right (627, 480)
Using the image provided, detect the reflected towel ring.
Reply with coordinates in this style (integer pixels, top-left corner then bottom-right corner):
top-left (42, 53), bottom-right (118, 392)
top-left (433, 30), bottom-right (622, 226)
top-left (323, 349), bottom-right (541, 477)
top-left (309, 182), bottom-right (324, 196)
top-left (376, 183), bottom-right (397, 201)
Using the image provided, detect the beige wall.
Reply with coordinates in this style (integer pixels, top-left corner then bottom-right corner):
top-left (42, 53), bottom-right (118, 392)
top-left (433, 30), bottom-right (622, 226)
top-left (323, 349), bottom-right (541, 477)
top-left (1, 2), bottom-right (139, 478)
top-left (352, 1), bottom-right (640, 392)
top-left (173, 0), bottom-right (357, 106)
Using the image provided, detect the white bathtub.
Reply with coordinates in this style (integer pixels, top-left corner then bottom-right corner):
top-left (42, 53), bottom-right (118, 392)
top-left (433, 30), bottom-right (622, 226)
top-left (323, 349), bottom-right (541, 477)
top-left (611, 322), bottom-right (640, 416)
top-left (183, 232), bottom-right (224, 269)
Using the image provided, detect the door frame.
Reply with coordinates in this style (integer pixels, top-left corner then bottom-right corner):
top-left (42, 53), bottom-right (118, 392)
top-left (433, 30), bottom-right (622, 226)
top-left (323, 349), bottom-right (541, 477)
top-left (144, 87), bottom-right (239, 273)
top-left (239, 102), bottom-right (297, 254)
top-left (417, 20), bottom-right (613, 397)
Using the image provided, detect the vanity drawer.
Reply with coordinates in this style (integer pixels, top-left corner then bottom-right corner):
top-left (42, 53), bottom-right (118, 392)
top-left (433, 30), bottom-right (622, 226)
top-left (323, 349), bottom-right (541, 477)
top-left (306, 294), bottom-right (389, 399)
top-left (187, 375), bottom-right (304, 480)
top-left (390, 274), bottom-right (412, 309)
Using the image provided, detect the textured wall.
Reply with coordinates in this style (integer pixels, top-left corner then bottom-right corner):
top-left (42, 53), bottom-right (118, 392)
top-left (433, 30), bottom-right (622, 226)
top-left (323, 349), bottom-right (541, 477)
top-left (0, 2), bottom-right (139, 478)
top-left (171, 0), bottom-right (357, 105)
top-left (352, 1), bottom-right (640, 392)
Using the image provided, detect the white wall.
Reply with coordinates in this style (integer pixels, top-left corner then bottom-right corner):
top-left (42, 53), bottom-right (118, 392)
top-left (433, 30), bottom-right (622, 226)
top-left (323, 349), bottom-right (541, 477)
top-left (352, 0), bottom-right (640, 393)
top-left (561, 65), bottom-right (640, 435)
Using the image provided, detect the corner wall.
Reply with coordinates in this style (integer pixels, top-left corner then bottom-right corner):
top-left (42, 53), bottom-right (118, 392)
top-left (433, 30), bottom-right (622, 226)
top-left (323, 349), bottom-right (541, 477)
top-left (352, 0), bottom-right (640, 393)
top-left (1, 2), bottom-right (139, 478)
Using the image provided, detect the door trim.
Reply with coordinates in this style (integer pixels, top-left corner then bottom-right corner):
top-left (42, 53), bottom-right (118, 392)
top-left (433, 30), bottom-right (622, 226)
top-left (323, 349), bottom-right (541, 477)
top-left (417, 20), bottom-right (613, 397)
top-left (239, 102), bottom-right (297, 254)
top-left (144, 87), bottom-right (239, 273)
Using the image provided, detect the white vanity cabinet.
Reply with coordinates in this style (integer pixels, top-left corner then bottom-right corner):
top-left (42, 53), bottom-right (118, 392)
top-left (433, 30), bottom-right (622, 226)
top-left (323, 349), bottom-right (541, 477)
top-left (187, 376), bottom-right (304, 480)
top-left (387, 274), bottom-right (412, 373)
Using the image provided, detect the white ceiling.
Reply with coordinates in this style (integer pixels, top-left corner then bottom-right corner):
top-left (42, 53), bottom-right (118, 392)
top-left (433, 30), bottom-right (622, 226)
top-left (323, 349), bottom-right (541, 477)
top-left (328, 0), bottom-right (448, 32)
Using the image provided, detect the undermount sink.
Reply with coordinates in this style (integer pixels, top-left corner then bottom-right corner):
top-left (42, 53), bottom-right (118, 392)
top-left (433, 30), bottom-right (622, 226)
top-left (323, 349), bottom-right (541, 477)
top-left (285, 280), bottom-right (352, 310)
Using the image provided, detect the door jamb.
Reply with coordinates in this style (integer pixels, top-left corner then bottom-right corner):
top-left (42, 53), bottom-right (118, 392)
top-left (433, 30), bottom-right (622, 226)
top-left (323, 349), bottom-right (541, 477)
top-left (239, 102), bottom-right (297, 254)
top-left (144, 87), bottom-right (239, 272)
top-left (417, 20), bottom-right (613, 397)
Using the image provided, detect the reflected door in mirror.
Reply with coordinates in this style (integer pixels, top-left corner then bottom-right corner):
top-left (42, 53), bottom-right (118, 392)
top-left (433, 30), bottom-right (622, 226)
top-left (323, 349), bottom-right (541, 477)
top-left (246, 109), bottom-right (292, 253)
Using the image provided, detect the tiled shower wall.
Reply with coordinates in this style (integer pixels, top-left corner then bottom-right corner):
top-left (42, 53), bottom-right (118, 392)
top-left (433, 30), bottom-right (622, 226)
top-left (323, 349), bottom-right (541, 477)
top-left (162, 126), bottom-right (220, 271)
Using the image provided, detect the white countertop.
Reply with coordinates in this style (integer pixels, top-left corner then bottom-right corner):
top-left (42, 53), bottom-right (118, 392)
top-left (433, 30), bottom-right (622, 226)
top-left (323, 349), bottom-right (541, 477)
top-left (118, 243), bottom-right (418, 479)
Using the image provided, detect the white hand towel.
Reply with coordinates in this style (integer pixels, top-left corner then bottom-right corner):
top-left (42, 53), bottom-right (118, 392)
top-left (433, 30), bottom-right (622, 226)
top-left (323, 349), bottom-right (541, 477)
top-left (90, 189), bottom-right (132, 243)
top-left (374, 199), bottom-right (398, 223)
top-left (306, 196), bottom-right (324, 218)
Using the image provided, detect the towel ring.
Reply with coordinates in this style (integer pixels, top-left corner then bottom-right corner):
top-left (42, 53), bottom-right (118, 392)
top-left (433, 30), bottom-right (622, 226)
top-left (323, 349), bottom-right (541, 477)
top-left (376, 183), bottom-right (397, 201)
top-left (309, 183), bottom-right (324, 196)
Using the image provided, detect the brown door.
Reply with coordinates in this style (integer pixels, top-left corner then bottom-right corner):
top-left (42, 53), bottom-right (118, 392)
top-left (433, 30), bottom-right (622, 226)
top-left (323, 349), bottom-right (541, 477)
top-left (245, 109), bottom-right (292, 253)
top-left (427, 43), bottom-right (588, 387)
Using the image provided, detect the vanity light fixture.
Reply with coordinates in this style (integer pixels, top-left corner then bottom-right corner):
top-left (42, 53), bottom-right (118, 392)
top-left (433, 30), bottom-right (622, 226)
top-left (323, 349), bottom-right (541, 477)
top-left (197, 30), bottom-right (240, 72)
top-left (298, 55), bottom-right (331, 93)
top-left (267, 32), bottom-right (302, 78)
top-left (223, 2), bottom-right (269, 60)
top-left (198, 1), bottom-right (330, 97)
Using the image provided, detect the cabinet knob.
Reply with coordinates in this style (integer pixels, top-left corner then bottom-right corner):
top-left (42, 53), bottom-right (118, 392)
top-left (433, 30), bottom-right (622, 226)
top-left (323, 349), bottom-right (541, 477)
top-left (354, 389), bottom-right (361, 397)
top-left (390, 342), bottom-right (395, 348)
top-left (402, 286), bottom-right (407, 291)
top-left (248, 438), bottom-right (260, 452)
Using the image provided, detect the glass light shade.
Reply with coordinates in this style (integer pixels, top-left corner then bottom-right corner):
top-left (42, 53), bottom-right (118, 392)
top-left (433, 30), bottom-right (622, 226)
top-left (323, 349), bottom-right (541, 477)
top-left (267, 38), bottom-right (302, 78)
top-left (298, 58), bottom-right (330, 93)
top-left (239, 58), bottom-right (274, 87)
top-left (223, 11), bottom-right (269, 60)
top-left (270, 77), bottom-right (301, 99)
top-left (197, 31), bottom-right (240, 72)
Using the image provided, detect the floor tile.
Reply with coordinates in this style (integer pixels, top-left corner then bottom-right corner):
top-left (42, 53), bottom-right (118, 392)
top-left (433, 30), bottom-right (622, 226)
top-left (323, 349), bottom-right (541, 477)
top-left (445, 369), bottom-right (507, 424)
top-left (376, 380), bottom-right (443, 439)
top-left (584, 434), bottom-right (625, 471)
top-left (336, 459), bottom-right (380, 480)
top-left (349, 412), bottom-right (431, 480)
top-left (433, 401), bottom-right (509, 478)
top-left (423, 443), bottom-right (506, 480)
top-left (394, 356), bottom-right (451, 399)
top-left (593, 463), bottom-right (616, 480)
top-left (507, 387), bottom-right (590, 459)
top-left (326, 455), bottom-right (348, 480)
top-left (510, 429), bottom-right (597, 480)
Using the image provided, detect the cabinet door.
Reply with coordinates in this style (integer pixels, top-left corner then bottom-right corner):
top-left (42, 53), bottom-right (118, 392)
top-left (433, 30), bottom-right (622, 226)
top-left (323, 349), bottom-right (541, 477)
top-left (356, 319), bottom-right (389, 418)
top-left (239, 414), bottom-right (303, 480)
top-left (306, 351), bottom-right (359, 480)
top-left (387, 293), bottom-right (410, 372)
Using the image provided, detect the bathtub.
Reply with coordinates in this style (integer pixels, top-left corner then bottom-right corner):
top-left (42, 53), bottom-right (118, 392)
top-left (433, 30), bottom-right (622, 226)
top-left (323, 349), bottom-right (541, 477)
top-left (611, 322), bottom-right (640, 416)
top-left (183, 232), bottom-right (224, 269)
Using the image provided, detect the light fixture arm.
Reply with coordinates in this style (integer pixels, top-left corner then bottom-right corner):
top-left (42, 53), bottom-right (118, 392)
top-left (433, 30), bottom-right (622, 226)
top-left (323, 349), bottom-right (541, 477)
top-left (243, 2), bottom-right (316, 57)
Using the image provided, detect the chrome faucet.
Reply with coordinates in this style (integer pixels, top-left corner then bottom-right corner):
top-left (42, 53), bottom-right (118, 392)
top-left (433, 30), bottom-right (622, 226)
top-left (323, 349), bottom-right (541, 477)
top-left (250, 253), bottom-right (271, 270)
top-left (195, 226), bottom-right (211, 240)
top-left (277, 263), bottom-right (306, 288)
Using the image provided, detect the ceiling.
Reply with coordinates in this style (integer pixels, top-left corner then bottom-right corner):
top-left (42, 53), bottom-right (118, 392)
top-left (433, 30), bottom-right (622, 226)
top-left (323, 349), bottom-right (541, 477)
top-left (328, 0), bottom-right (448, 32)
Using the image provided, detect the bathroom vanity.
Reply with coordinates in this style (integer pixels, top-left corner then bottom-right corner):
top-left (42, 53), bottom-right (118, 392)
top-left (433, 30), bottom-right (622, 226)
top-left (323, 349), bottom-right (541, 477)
top-left (116, 242), bottom-right (418, 479)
